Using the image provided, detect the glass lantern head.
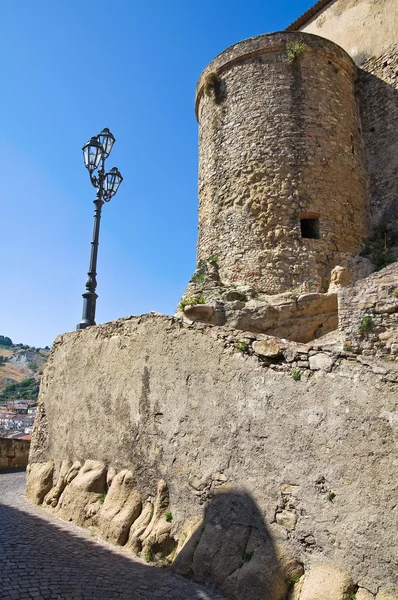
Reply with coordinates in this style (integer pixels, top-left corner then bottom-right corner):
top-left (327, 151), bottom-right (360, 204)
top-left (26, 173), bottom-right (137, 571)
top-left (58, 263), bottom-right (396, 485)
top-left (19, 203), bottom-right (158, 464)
top-left (97, 128), bottom-right (116, 158)
top-left (104, 167), bottom-right (123, 199)
top-left (82, 136), bottom-right (103, 173)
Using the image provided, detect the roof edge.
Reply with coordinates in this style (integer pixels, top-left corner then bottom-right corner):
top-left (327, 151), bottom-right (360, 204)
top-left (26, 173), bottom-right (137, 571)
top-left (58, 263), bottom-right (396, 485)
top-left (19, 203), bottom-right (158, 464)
top-left (285, 0), bottom-right (335, 31)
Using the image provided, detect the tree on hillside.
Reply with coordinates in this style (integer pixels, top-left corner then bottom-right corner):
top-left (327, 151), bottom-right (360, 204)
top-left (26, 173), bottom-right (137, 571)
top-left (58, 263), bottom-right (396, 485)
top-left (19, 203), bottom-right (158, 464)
top-left (0, 336), bottom-right (12, 346)
top-left (0, 377), bottom-right (40, 401)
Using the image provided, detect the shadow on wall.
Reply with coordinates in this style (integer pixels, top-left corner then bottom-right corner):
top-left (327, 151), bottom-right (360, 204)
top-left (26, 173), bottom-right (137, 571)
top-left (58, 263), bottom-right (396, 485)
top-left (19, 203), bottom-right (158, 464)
top-left (173, 491), bottom-right (298, 600)
top-left (358, 64), bottom-right (398, 240)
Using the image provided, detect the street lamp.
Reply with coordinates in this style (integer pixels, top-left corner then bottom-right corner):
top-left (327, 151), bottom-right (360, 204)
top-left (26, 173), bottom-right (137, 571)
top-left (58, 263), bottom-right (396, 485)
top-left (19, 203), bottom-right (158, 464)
top-left (76, 128), bottom-right (123, 330)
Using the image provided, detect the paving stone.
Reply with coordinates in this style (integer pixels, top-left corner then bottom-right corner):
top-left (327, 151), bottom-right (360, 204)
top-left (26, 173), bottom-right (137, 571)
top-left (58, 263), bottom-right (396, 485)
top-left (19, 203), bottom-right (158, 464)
top-left (0, 471), bottom-right (224, 600)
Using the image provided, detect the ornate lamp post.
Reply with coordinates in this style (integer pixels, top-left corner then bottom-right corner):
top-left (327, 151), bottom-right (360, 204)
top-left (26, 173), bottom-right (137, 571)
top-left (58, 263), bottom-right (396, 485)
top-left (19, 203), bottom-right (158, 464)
top-left (76, 128), bottom-right (123, 330)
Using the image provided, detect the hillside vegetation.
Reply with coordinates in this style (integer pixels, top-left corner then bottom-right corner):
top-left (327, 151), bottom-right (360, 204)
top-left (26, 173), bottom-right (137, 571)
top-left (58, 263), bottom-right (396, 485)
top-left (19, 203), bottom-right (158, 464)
top-left (0, 335), bottom-right (50, 399)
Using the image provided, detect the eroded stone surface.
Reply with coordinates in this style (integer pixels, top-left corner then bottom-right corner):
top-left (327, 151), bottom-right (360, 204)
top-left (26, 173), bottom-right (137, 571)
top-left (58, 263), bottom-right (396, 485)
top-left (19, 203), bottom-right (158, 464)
top-left (26, 460), bottom-right (54, 505)
top-left (376, 587), bottom-right (398, 600)
top-left (299, 562), bottom-right (354, 600)
top-left (98, 469), bottom-right (142, 546)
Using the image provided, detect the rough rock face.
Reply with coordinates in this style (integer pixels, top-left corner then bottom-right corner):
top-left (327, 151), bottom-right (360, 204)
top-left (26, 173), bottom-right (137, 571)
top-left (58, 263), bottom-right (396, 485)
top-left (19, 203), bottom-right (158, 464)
top-left (27, 313), bottom-right (398, 597)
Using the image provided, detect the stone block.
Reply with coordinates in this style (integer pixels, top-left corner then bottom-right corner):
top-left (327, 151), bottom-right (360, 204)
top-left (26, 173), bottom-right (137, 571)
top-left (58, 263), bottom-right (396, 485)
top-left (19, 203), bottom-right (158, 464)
top-left (309, 353), bottom-right (335, 372)
top-left (299, 563), bottom-right (354, 600)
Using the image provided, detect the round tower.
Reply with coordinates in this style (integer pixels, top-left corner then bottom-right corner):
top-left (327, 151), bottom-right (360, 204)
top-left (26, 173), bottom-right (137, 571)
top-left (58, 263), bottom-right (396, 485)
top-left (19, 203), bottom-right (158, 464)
top-left (194, 32), bottom-right (369, 295)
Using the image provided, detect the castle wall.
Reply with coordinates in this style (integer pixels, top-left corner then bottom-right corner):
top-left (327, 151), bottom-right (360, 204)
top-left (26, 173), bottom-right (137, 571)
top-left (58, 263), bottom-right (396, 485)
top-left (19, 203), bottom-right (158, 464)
top-left (195, 33), bottom-right (369, 295)
top-left (28, 315), bottom-right (398, 597)
top-left (297, 0), bottom-right (397, 65)
top-left (297, 0), bottom-right (398, 234)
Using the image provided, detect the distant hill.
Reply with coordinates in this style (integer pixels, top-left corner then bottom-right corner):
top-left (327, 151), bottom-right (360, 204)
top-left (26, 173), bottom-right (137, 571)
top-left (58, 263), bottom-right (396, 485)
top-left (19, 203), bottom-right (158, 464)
top-left (0, 336), bottom-right (50, 400)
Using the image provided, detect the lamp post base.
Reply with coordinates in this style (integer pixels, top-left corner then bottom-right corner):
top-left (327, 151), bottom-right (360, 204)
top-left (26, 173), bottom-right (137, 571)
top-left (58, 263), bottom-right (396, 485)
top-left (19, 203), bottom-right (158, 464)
top-left (76, 291), bottom-right (97, 330)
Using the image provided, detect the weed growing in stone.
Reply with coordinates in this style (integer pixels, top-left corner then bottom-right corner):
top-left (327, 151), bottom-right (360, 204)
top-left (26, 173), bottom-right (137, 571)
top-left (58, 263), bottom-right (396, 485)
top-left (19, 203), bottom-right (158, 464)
top-left (392, 289), bottom-right (398, 298)
top-left (286, 41), bottom-right (306, 62)
top-left (292, 369), bottom-right (301, 382)
top-left (343, 342), bottom-right (352, 352)
top-left (287, 576), bottom-right (301, 589)
top-left (192, 272), bottom-right (206, 284)
top-left (165, 511), bottom-right (173, 523)
top-left (208, 255), bottom-right (219, 264)
top-left (236, 341), bottom-right (249, 353)
top-left (359, 315), bottom-right (374, 335)
top-left (178, 297), bottom-right (206, 311)
top-left (144, 546), bottom-right (153, 563)
top-left (99, 492), bottom-right (107, 504)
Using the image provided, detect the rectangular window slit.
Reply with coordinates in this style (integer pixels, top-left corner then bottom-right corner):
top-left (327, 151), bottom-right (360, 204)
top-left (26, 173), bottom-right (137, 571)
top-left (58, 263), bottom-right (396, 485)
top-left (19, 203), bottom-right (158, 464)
top-left (300, 218), bottom-right (320, 239)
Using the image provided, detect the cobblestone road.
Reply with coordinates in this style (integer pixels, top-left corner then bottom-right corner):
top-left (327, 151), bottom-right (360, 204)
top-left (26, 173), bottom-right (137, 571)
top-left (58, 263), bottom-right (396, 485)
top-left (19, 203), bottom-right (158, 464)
top-left (0, 471), bottom-right (225, 600)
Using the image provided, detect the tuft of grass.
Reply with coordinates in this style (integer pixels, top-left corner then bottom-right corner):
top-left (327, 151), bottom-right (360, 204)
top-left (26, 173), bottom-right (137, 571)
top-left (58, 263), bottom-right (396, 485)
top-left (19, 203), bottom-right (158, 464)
top-left (192, 272), bottom-right (206, 284)
top-left (144, 546), bottom-right (153, 563)
top-left (392, 289), bottom-right (398, 298)
top-left (359, 315), bottom-right (374, 335)
top-left (286, 41), bottom-right (306, 62)
top-left (292, 369), bottom-right (301, 382)
top-left (165, 511), bottom-right (173, 523)
top-left (287, 576), bottom-right (301, 589)
top-left (236, 341), bottom-right (249, 353)
top-left (208, 254), bottom-right (219, 264)
top-left (343, 342), bottom-right (352, 352)
top-left (99, 492), bottom-right (107, 505)
top-left (242, 551), bottom-right (253, 563)
top-left (178, 297), bottom-right (206, 311)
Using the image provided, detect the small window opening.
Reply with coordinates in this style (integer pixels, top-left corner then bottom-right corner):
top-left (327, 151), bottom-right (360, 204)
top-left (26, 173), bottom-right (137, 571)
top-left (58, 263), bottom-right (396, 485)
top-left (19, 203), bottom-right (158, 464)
top-left (301, 218), bottom-right (320, 239)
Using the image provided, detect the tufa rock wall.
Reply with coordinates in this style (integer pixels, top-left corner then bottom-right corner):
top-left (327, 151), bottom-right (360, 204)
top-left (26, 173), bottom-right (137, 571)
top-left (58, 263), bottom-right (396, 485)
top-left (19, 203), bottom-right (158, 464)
top-left (27, 313), bottom-right (398, 599)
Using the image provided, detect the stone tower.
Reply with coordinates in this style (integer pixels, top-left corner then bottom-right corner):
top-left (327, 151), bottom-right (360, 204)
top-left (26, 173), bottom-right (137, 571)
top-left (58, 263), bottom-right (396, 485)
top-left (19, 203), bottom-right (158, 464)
top-left (180, 32), bottom-right (376, 342)
top-left (193, 32), bottom-right (369, 296)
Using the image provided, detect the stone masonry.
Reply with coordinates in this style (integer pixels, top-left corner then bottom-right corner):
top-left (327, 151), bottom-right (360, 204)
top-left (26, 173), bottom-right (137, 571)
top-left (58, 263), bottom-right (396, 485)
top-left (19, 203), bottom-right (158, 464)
top-left (194, 32), bottom-right (369, 297)
top-left (27, 314), bottom-right (398, 599)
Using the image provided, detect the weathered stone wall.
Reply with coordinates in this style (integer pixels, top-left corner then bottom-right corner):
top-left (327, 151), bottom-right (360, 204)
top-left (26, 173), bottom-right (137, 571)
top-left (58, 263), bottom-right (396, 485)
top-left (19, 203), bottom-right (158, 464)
top-left (27, 314), bottom-right (398, 598)
top-left (194, 32), bottom-right (369, 297)
top-left (339, 262), bottom-right (398, 356)
top-left (0, 437), bottom-right (30, 469)
top-left (296, 0), bottom-right (398, 65)
top-left (294, 0), bottom-right (398, 236)
top-left (358, 46), bottom-right (398, 233)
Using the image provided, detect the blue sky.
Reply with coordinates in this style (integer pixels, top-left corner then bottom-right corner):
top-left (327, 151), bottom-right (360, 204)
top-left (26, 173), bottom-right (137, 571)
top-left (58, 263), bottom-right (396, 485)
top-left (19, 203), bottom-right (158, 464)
top-left (0, 1), bottom-right (314, 347)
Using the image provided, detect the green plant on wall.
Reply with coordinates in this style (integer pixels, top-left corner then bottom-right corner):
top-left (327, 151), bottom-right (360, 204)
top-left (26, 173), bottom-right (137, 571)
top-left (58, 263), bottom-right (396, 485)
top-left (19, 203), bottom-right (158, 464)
top-left (178, 297), bottom-right (206, 311)
top-left (286, 41), bottom-right (306, 62)
top-left (192, 272), bottom-right (206, 284)
top-left (236, 341), bottom-right (249, 353)
top-left (291, 369), bottom-right (301, 382)
top-left (359, 315), bottom-right (374, 335)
